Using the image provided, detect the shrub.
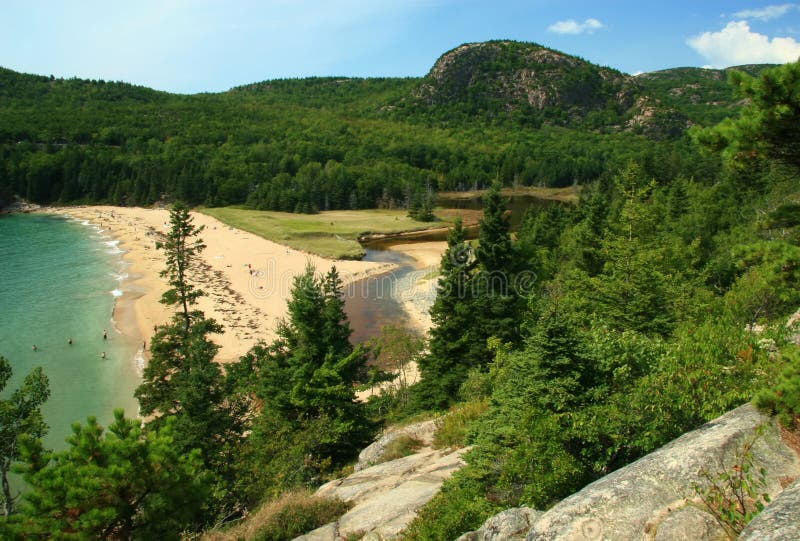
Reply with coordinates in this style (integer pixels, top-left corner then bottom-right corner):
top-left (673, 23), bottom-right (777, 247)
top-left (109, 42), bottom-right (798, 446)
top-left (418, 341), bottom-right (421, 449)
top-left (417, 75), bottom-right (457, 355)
top-left (401, 477), bottom-right (498, 541)
top-left (692, 430), bottom-right (771, 538)
top-left (433, 400), bottom-right (489, 449)
top-left (755, 348), bottom-right (800, 429)
top-left (203, 489), bottom-right (350, 541)
top-left (377, 434), bottom-right (425, 464)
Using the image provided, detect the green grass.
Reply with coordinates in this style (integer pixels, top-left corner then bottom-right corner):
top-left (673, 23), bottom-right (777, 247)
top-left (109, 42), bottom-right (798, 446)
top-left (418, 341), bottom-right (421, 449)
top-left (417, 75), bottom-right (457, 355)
top-left (376, 434), bottom-right (425, 464)
top-left (198, 207), bottom-right (449, 259)
top-left (433, 400), bottom-right (489, 449)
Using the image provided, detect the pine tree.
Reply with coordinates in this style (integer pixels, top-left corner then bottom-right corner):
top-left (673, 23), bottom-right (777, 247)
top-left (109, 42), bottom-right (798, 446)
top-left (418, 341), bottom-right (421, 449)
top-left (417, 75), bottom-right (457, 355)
top-left (135, 203), bottom-right (247, 518)
top-left (475, 181), bottom-right (512, 275)
top-left (157, 202), bottom-right (205, 331)
top-left (249, 264), bottom-right (371, 468)
top-left (471, 180), bottom-right (521, 362)
top-left (414, 218), bottom-right (477, 409)
top-left (594, 163), bottom-right (673, 335)
top-left (11, 411), bottom-right (207, 540)
top-left (0, 357), bottom-right (50, 517)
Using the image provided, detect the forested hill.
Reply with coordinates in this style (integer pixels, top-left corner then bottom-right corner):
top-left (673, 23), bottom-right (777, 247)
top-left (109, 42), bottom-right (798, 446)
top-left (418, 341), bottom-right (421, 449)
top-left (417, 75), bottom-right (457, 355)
top-left (0, 40), bottom-right (773, 210)
top-left (635, 64), bottom-right (775, 125)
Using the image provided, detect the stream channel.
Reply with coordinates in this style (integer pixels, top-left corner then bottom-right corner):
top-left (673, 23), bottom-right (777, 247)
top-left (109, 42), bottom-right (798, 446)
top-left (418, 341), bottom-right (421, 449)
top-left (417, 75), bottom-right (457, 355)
top-left (343, 193), bottom-right (559, 343)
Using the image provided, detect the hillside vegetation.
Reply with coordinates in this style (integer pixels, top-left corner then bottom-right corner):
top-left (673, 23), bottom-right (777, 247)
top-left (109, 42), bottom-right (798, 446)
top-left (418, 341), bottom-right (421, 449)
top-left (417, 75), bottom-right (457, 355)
top-left (0, 41), bottom-right (772, 214)
top-left (1, 42), bottom-right (798, 540)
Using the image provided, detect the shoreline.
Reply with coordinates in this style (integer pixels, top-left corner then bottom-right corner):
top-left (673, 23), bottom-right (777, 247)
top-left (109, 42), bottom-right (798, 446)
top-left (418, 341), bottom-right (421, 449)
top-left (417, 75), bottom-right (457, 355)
top-left (39, 205), bottom-right (414, 365)
top-left (58, 212), bottom-right (163, 378)
top-left (386, 241), bottom-right (447, 335)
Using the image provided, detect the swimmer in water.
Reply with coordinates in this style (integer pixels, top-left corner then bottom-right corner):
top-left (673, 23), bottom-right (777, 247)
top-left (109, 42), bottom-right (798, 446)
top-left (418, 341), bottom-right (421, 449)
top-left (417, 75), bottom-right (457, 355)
top-left (68, 338), bottom-right (73, 345)
top-left (101, 352), bottom-right (106, 359)
top-left (32, 344), bottom-right (38, 351)
top-left (103, 329), bottom-right (108, 340)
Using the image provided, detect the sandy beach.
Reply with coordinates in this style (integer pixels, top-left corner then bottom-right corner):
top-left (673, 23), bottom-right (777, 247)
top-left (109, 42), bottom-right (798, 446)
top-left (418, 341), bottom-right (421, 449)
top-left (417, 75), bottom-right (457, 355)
top-left (44, 206), bottom-right (408, 365)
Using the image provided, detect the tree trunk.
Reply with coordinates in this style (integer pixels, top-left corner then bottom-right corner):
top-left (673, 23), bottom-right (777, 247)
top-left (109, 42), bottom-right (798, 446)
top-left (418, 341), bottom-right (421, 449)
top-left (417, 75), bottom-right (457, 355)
top-left (2, 466), bottom-right (12, 517)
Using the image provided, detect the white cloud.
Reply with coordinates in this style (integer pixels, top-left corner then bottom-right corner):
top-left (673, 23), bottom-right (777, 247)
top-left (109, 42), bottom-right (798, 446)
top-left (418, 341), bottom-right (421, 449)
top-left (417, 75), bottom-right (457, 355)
top-left (733, 4), bottom-right (795, 21)
top-left (687, 21), bottom-right (800, 66)
top-left (547, 18), bottom-right (604, 35)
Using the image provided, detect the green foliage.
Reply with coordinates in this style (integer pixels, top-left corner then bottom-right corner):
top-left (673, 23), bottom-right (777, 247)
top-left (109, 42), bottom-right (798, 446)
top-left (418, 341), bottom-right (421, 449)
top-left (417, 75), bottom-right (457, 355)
top-left (404, 64), bottom-right (799, 537)
top-left (135, 317), bottom-right (246, 482)
top-left (0, 357), bottom-right (50, 517)
top-left (414, 218), bottom-right (476, 409)
top-left (636, 65), bottom-right (771, 126)
top-left (694, 61), bottom-right (800, 171)
top-left (3, 44), bottom-right (798, 541)
top-left (135, 204), bottom-right (248, 521)
top-left (432, 400), bottom-right (488, 450)
top-left (365, 325), bottom-right (425, 412)
top-left (232, 415), bottom-right (334, 505)
top-left (253, 265), bottom-right (367, 429)
top-left (401, 476), bottom-right (499, 541)
top-left (0, 44), bottom-right (737, 213)
top-left (592, 162), bottom-right (673, 335)
top-left (727, 241), bottom-right (800, 326)
top-left (407, 180), bottom-right (436, 222)
top-left (692, 431), bottom-right (771, 538)
top-left (158, 202), bottom-right (206, 330)
top-left (236, 264), bottom-right (372, 501)
top-left (415, 184), bottom-right (522, 410)
top-left (9, 411), bottom-right (207, 540)
top-left (755, 348), bottom-right (800, 428)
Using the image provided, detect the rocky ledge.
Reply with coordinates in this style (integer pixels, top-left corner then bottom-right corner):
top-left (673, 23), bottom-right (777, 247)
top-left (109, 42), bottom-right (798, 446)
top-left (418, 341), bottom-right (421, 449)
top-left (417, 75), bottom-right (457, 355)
top-left (463, 403), bottom-right (799, 541)
top-left (295, 420), bottom-right (467, 540)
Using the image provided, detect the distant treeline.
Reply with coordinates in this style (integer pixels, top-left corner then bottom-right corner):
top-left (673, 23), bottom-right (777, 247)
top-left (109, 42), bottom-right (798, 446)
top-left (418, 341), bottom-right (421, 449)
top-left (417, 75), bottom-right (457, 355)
top-left (0, 68), bottom-right (718, 211)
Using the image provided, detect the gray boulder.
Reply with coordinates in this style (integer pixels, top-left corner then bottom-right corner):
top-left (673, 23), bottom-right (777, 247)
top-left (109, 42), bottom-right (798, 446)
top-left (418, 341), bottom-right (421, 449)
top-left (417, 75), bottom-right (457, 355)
top-left (296, 446), bottom-right (469, 540)
top-left (524, 404), bottom-right (800, 540)
top-left (456, 507), bottom-right (544, 541)
top-left (740, 478), bottom-right (800, 541)
top-left (354, 419), bottom-right (438, 472)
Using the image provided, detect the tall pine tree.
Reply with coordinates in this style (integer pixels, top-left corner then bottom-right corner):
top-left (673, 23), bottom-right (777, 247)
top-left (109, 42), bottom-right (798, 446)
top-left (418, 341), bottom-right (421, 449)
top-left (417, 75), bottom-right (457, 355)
top-left (243, 263), bottom-right (371, 490)
top-left (135, 203), bottom-right (247, 520)
top-left (414, 218), bottom-right (476, 409)
top-left (472, 182), bottom-right (520, 351)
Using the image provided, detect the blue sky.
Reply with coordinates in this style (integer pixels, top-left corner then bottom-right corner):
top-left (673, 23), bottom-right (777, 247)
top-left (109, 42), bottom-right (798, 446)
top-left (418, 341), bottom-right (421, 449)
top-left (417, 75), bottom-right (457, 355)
top-left (2, 1), bottom-right (799, 93)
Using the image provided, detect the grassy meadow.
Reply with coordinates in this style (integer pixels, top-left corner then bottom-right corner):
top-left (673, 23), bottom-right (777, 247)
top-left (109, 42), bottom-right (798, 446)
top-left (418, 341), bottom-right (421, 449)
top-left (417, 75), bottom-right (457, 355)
top-left (199, 207), bottom-right (450, 259)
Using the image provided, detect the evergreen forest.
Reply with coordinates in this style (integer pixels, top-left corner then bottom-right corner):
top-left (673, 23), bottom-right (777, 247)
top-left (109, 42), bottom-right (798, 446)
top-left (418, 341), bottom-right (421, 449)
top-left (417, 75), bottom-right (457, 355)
top-left (1, 41), bottom-right (800, 539)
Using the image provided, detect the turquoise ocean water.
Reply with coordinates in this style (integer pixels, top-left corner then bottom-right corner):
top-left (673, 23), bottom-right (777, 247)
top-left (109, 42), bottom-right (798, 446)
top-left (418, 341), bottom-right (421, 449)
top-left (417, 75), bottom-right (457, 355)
top-left (0, 213), bottom-right (140, 454)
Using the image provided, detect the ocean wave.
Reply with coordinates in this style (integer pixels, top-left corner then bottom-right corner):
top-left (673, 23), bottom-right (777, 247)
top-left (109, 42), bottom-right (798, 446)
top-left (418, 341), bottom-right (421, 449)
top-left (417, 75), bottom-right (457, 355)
top-left (103, 240), bottom-right (123, 254)
top-left (134, 349), bottom-right (145, 376)
top-left (111, 289), bottom-right (123, 297)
